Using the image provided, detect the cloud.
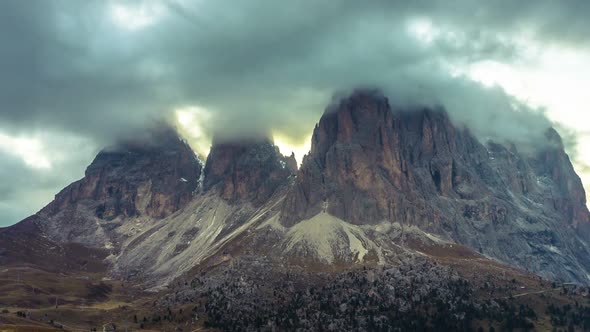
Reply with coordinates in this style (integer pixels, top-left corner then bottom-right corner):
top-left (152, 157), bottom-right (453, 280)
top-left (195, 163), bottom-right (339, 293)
top-left (0, 1), bottom-right (176, 145)
top-left (0, 130), bottom-right (97, 226)
top-left (0, 0), bottom-right (560, 144)
top-left (1, 0), bottom-right (589, 225)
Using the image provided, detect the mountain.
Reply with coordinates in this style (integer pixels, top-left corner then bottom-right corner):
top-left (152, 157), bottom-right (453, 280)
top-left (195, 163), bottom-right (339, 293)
top-left (2, 90), bottom-right (590, 331)
top-left (29, 126), bottom-right (202, 250)
top-left (112, 136), bottom-right (298, 286)
top-left (203, 137), bottom-right (296, 204)
top-left (279, 89), bottom-right (590, 281)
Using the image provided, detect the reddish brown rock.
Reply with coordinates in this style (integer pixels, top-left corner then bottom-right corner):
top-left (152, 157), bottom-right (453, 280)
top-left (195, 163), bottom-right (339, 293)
top-left (203, 137), bottom-right (295, 205)
top-left (280, 89), bottom-right (590, 282)
top-left (41, 125), bottom-right (202, 220)
top-left (281, 89), bottom-right (481, 226)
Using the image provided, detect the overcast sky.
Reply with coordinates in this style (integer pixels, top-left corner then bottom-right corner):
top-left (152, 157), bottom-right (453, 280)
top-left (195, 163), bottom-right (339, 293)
top-left (1, 0), bottom-right (590, 226)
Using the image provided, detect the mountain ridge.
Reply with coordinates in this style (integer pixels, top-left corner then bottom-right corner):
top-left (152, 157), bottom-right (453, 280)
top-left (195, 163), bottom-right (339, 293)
top-left (2, 90), bottom-right (589, 286)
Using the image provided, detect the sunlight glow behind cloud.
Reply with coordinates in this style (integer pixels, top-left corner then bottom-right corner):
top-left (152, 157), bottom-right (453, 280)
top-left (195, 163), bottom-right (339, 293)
top-left (109, 2), bottom-right (164, 30)
top-left (273, 132), bottom-right (312, 167)
top-left (174, 106), bottom-right (213, 158)
top-left (407, 18), bottom-right (438, 45)
top-left (175, 105), bottom-right (313, 166)
top-left (463, 49), bottom-right (590, 187)
top-left (3, 0), bottom-right (590, 226)
top-left (0, 133), bottom-right (52, 169)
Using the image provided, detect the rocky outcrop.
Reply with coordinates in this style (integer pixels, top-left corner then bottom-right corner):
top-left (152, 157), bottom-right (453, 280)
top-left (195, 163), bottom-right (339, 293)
top-left (530, 129), bottom-right (590, 229)
top-left (42, 126), bottom-right (202, 220)
top-left (113, 137), bottom-right (296, 285)
top-left (280, 89), bottom-right (590, 282)
top-left (280, 89), bottom-right (483, 226)
top-left (203, 138), bottom-right (295, 205)
top-left (29, 125), bottom-right (203, 248)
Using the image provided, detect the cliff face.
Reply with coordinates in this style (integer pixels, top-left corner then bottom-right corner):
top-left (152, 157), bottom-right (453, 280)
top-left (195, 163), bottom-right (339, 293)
top-left (32, 126), bottom-right (203, 247)
top-left (203, 138), bottom-right (296, 205)
top-left (280, 89), bottom-right (488, 226)
top-left (42, 126), bottom-right (201, 220)
top-left (113, 137), bottom-right (296, 284)
top-left (280, 89), bottom-right (590, 282)
top-left (531, 129), bottom-right (590, 229)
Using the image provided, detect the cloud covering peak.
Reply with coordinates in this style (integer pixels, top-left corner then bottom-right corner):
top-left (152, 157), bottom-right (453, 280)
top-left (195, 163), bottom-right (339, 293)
top-left (1, 0), bottom-right (590, 225)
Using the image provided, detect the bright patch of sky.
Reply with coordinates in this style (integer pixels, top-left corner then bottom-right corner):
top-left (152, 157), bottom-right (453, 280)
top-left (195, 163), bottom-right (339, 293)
top-left (0, 133), bottom-right (52, 169)
top-left (406, 18), bottom-right (590, 202)
top-left (174, 106), bottom-right (213, 158)
top-left (109, 1), bottom-right (164, 31)
top-left (273, 133), bottom-right (312, 166)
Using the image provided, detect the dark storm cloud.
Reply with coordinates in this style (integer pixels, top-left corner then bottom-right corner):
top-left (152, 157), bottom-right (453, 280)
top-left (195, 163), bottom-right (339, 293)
top-left (0, 1), bottom-right (175, 143)
top-left (143, 0), bottom-right (554, 143)
top-left (0, 0), bottom-right (588, 225)
top-left (1, 0), bottom-right (584, 143)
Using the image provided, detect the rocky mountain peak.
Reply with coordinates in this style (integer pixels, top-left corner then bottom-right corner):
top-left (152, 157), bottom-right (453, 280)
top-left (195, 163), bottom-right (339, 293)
top-left (41, 125), bottom-right (202, 220)
top-left (203, 136), bottom-right (296, 205)
top-left (279, 91), bottom-right (590, 282)
top-left (281, 91), bottom-right (467, 226)
top-left (544, 127), bottom-right (565, 149)
top-left (310, 89), bottom-right (393, 160)
top-left (533, 128), bottom-right (589, 228)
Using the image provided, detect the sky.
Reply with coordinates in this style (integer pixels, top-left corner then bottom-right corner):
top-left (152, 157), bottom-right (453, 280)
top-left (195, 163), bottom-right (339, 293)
top-left (1, 0), bottom-right (590, 226)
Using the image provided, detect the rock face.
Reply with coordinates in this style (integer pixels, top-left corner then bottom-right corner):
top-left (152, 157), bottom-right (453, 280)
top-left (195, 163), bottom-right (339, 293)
top-left (3, 129), bottom-right (297, 285)
top-left (280, 89), bottom-right (590, 282)
top-left (281, 89), bottom-right (486, 226)
top-left (43, 126), bottom-right (201, 220)
top-left (203, 138), bottom-right (296, 205)
top-left (34, 125), bottom-right (203, 247)
top-left (113, 137), bottom-right (295, 285)
top-left (532, 129), bottom-right (590, 229)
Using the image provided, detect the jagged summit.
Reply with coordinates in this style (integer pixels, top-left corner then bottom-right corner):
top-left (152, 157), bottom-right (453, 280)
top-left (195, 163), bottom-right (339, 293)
top-left (534, 128), bottom-right (590, 229)
top-left (281, 91), bottom-right (470, 226)
top-left (323, 88), bottom-right (387, 114)
top-left (203, 136), bottom-right (296, 205)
